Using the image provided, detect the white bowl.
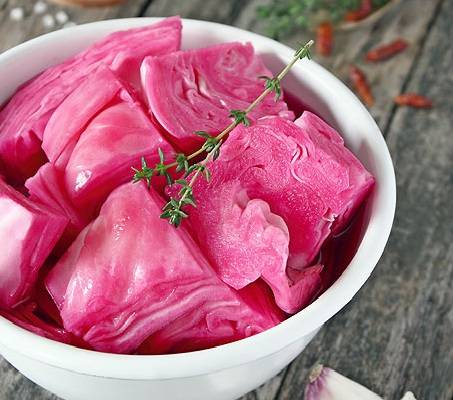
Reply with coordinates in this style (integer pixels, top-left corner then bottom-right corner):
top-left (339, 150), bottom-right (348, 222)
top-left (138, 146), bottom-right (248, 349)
top-left (0, 18), bottom-right (396, 400)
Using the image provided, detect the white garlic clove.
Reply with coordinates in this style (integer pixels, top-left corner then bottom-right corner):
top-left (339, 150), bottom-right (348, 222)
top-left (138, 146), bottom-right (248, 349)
top-left (305, 364), bottom-right (383, 400)
top-left (401, 391), bottom-right (417, 400)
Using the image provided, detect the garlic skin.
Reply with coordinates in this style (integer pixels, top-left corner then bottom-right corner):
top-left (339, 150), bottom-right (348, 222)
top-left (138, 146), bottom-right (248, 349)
top-left (305, 365), bottom-right (383, 400)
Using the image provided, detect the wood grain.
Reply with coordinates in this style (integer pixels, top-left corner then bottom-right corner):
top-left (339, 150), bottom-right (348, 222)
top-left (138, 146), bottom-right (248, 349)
top-left (0, 360), bottom-right (58, 400)
top-left (0, 0), bottom-right (452, 399)
top-left (0, 0), bottom-right (149, 53)
top-left (143, 0), bottom-right (248, 25)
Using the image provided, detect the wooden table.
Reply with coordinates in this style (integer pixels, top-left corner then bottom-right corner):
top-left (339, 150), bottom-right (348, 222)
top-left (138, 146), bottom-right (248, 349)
top-left (0, 0), bottom-right (452, 399)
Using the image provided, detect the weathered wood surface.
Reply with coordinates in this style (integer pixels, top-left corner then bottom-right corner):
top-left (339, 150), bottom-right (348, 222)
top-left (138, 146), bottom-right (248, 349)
top-left (0, 0), bottom-right (452, 399)
top-left (0, 0), bottom-right (149, 53)
top-left (143, 0), bottom-right (246, 25)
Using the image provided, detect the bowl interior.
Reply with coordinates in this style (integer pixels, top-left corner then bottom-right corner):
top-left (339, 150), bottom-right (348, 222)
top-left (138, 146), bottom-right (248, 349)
top-left (0, 18), bottom-right (396, 379)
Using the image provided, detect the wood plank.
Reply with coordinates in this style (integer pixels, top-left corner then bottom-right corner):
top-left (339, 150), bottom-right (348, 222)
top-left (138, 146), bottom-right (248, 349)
top-left (241, 372), bottom-right (287, 400)
top-left (143, 0), bottom-right (248, 25)
top-left (236, 0), bottom-right (441, 130)
top-left (0, 0), bottom-right (150, 53)
top-left (0, 359), bottom-right (58, 400)
top-left (274, 0), bottom-right (453, 399)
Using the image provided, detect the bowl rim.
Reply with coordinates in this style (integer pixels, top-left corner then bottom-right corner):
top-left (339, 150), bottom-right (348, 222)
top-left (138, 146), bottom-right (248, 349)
top-left (0, 17), bottom-right (396, 380)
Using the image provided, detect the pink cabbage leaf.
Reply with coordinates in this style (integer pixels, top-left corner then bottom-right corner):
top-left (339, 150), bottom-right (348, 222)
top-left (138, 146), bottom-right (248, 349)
top-left (41, 66), bottom-right (124, 167)
top-left (0, 179), bottom-right (67, 308)
top-left (34, 66), bottom-right (174, 226)
top-left (46, 182), bottom-right (283, 354)
top-left (141, 42), bottom-right (294, 153)
top-left (0, 16), bottom-right (181, 182)
top-left (25, 163), bottom-right (90, 253)
top-left (63, 81), bottom-right (173, 218)
top-left (0, 302), bottom-right (73, 344)
top-left (180, 113), bottom-right (374, 313)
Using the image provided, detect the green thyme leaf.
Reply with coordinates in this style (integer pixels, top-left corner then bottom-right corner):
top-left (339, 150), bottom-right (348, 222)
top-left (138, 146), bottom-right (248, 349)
top-left (158, 147), bottom-right (165, 163)
top-left (203, 167), bottom-right (212, 182)
top-left (165, 172), bottom-right (173, 185)
top-left (155, 148), bottom-right (173, 185)
top-left (160, 196), bottom-right (191, 227)
top-left (295, 40), bottom-right (314, 60)
top-left (194, 130), bottom-right (222, 154)
top-left (194, 130), bottom-right (211, 139)
top-left (204, 138), bottom-right (220, 153)
top-left (182, 197), bottom-right (196, 207)
top-left (131, 157), bottom-right (154, 188)
top-left (175, 153), bottom-right (190, 173)
top-left (212, 140), bottom-right (222, 160)
top-left (229, 110), bottom-right (250, 127)
top-left (260, 76), bottom-right (282, 101)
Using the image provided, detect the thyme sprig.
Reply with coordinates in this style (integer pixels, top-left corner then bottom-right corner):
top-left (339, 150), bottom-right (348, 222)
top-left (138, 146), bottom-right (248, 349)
top-left (132, 39), bottom-right (314, 227)
top-left (160, 141), bottom-right (221, 227)
top-left (229, 110), bottom-right (251, 127)
top-left (256, 0), bottom-right (389, 40)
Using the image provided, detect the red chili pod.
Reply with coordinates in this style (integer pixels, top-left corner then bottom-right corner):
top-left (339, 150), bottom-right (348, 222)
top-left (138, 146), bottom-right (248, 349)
top-left (316, 22), bottom-right (333, 56)
top-left (394, 93), bottom-right (433, 108)
top-left (345, 0), bottom-right (373, 22)
top-left (366, 39), bottom-right (409, 62)
top-left (349, 65), bottom-right (374, 107)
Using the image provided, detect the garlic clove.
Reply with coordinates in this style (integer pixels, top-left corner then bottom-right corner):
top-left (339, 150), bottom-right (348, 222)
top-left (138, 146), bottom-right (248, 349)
top-left (401, 392), bottom-right (417, 400)
top-left (305, 364), bottom-right (383, 400)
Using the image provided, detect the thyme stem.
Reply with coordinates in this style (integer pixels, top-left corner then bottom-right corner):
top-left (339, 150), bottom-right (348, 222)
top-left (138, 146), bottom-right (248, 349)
top-left (133, 39), bottom-right (314, 226)
top-left (184, 142), bottom-right (220, 196)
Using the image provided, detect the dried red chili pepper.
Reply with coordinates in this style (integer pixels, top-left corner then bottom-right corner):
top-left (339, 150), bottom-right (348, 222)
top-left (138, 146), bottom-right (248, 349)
top-left (349, 65), bottom-right (374, 107)
top-left (394, 93), bottom-right (433, 108)
top-left (366, 39), bottom-right (408, 62)
top-left (345, 0), bottom-right (373, 22)
top-left (316, 22), bottom-right (333, 56)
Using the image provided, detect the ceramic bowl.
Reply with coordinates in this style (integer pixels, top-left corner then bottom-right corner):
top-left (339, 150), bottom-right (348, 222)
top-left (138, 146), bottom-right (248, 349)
top-left (0, 18), bottom-right (396, 400)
